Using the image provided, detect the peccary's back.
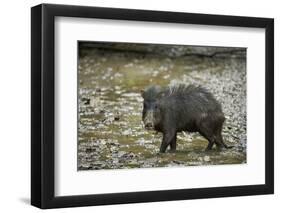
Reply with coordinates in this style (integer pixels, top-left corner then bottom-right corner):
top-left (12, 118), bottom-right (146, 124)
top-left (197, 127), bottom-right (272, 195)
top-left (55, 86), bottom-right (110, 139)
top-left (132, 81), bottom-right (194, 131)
top-left (159, 84), bottom-right (224, 129)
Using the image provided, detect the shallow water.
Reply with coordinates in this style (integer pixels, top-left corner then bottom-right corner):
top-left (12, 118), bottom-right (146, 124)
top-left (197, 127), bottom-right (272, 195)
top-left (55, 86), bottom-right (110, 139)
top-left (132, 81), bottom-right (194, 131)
top-left (78, 46), bottom-right (246, 170)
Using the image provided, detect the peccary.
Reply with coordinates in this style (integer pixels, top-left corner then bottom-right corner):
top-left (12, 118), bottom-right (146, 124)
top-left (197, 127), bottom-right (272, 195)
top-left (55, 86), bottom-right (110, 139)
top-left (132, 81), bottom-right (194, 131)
top-left (141, 84), bottom-right (232, 153)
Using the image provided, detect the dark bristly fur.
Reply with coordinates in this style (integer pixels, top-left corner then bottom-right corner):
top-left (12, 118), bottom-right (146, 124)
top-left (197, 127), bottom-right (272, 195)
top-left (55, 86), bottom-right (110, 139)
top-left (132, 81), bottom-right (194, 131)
top-left (142, 84), bottom-right (233, 153)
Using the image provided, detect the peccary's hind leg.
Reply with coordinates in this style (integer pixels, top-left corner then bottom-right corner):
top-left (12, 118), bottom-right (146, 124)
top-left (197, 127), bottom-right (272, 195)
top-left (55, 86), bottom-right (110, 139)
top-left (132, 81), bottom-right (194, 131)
top-left (214, 127), bottom-right (223, 150)
top-left (204, 135), bottom-right (215, 151)
top-left (216, 133), bottom-right (234, 149)
top-left (215, 126), bottom-right (233, 149)
top-left (213, 114), bottom-right (233, 149)
top-left (197, 119), bottom-right (217, 151)
top-left (214, 132), bottom-right (223, 150)
top-left (200, 128), bottom-right (215, 150)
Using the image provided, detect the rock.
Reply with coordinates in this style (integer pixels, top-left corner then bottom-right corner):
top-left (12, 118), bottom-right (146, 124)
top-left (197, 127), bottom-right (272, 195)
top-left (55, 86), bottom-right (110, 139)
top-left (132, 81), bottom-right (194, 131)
top-left (122, 129), bottom-right (132, 136)
top-left (81, 98), bottom-right (90, 105)
top-left (113, 159), bottom-right (119, 164)
top-left (172, 160), bottom-right (182, 164)
top-left (204, 156), bottom-right (210, 162)
top-left (117, 151), bottom-right (126, 158)
top-left (137, 138), bottom-right (146, 146)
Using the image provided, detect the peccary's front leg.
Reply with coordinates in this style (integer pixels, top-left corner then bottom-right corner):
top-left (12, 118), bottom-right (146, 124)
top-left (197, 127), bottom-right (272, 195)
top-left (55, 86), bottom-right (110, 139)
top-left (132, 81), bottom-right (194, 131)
top-left (169, 133), bottom-right (177, 152)
top-left (160, 130), bottom-right (176, 153)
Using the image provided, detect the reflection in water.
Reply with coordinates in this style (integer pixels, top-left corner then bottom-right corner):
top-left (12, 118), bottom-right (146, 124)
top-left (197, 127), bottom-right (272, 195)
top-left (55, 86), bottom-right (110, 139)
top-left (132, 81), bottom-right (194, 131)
top-left (78, 43), bottom-right (246, 170)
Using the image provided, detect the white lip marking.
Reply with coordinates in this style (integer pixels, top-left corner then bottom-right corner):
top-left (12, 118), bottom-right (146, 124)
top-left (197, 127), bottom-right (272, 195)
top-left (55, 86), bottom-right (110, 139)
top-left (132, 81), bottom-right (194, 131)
top-left (143, 110), bottom-right (154, 128)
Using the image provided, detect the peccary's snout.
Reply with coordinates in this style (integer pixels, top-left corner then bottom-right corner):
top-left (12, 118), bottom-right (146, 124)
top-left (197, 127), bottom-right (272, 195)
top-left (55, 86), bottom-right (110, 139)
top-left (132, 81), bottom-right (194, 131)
top-left (143, 110), bottom-right (155, 130)
top-left (145, 123), bottom-right (153, 129)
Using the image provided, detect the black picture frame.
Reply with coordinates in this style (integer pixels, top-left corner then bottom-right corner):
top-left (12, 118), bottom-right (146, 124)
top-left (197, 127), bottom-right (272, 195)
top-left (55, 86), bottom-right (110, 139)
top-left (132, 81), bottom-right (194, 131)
top-left (31, 3), bottom-right (274, 209)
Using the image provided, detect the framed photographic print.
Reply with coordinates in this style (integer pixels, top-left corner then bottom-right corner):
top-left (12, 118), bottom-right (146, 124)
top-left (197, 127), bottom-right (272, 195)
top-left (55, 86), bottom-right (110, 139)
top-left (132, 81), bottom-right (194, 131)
top-left (31, 3), bottom-right (274, 209)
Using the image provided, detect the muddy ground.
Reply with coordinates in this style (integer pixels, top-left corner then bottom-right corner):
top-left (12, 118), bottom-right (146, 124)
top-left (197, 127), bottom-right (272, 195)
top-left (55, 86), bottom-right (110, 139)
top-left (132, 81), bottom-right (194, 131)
top-left (78, 43), bottom-right (246, 170)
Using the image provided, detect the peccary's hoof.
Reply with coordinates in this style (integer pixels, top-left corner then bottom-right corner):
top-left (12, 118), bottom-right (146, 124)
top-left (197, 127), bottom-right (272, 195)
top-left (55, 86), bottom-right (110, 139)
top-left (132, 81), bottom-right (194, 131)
top-left (159, 149), bottom-right (166, 154)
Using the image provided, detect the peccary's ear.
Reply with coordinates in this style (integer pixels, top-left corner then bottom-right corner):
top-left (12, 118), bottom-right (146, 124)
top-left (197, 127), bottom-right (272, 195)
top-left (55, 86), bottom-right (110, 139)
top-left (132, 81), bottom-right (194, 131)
top-left (159, 92), bottom-right (165, 97)
top-left (156, 91), bottom-right (165, 99)
top-left (140, 89), bottom-right (145, 98)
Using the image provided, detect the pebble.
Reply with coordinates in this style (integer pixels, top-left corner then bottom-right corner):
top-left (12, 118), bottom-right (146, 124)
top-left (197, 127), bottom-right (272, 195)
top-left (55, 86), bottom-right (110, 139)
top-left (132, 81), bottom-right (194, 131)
top-left (204, 156), bottom-right (210, 162)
